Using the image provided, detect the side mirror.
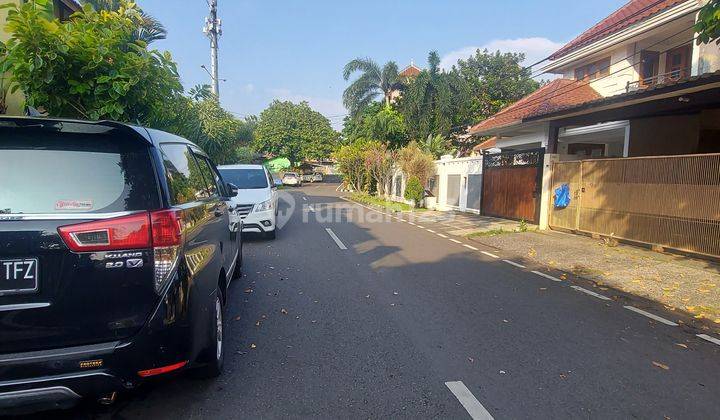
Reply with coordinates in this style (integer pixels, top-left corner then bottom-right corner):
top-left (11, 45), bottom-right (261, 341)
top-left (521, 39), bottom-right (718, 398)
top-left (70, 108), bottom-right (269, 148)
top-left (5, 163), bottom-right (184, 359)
top-left (227, 182), bottom-right (239, 197)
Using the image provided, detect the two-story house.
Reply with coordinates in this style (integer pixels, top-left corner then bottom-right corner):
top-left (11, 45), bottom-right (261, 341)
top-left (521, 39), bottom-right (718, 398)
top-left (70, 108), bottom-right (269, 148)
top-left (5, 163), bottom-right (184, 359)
top-left (466, 0), bottom-right (720, 258)
top-left (1, 0), bottom-right (80, 115)
top-left (470, 0), bottom-right (720, 160)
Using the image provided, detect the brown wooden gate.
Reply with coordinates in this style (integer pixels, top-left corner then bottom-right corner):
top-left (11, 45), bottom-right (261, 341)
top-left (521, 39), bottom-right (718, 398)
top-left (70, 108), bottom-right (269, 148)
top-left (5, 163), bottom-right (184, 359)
top-left (481, 149), bottom-right (544, 223)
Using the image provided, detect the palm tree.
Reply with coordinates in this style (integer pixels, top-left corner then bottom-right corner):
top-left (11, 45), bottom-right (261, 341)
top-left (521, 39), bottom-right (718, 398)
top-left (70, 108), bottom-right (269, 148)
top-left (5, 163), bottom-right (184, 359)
top-left (83, 0), bottom-right (167, 44)
top-left (343, 58), bottom-right (400, 117)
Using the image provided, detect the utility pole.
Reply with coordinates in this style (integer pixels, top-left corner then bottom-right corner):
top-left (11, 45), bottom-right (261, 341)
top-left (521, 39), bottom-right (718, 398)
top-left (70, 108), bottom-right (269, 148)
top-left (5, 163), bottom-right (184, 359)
top-left (203, 0), bottom-right (222, 98)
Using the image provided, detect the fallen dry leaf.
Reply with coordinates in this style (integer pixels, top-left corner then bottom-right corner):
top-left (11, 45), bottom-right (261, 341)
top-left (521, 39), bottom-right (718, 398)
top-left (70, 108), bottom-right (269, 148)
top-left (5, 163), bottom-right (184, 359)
top-left (560, 274), bottom-right (568, 280)
top-left (281, 308), bottom-right (288, 315)
top-left (234, 316), bottom-right (241, 321)
top-left (674, 343), bottom-right (688, 349)
top-left (468, 357), bottom-right (474, 363)
top-left (250, 343), bottom-right (257, 349)
top-left (255, 321), bottom-right (261, 327)
top-left (652, 361), bottom-right (669, 370)
top-left (539, 287), bottom-right (548, 291)
top-left (244, 288), bottom-right (253, 294)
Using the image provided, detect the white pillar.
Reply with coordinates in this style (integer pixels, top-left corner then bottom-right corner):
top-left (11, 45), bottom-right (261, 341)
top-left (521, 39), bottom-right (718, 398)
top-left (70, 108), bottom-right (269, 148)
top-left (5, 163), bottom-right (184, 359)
top-left (539, 153), bottom-right (560, 230)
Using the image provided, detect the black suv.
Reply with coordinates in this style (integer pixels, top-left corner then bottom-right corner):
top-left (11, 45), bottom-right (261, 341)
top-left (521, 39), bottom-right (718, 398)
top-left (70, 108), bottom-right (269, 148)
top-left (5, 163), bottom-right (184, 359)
top-left (0, 117), bottom-right (242, 414)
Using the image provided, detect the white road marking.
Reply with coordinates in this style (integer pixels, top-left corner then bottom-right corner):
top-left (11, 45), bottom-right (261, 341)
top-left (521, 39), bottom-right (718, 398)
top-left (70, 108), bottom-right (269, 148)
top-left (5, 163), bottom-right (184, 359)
top-left (463, 244), bottom-right (479, 251)
top-left (697, 334), bottom-right (720, 346)
top-left (502, 260), bottom-right (526, 269)
top-left (308, 205), bottom-right (316, 212)
top-left (408, 222), bottom-right (416, 226)
top-left (623, 306), bottom-right (678, 326)
top-left (531, 271), bottom-right (562, 282)
top-left (302, 197), bottom-right (307, 201)
top-left (426, 229), bottom-right (436, 233)
top-left (449, 239), bottom-right (462, 244)
top-left (437, 233), bottom-right (448, 238)
top-left (325, 228), bottom-right (347, 250)
top-left (481, 251), bottom-right (500, 259)
top-left (571, 285), bottom-right (611, 301)
top-left (445, 381), bottom-right (494, 420)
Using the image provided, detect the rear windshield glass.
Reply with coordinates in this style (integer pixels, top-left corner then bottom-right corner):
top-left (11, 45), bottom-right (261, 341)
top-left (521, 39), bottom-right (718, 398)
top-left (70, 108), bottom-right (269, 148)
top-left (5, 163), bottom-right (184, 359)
top-left (0, 128), bottom-right (160, 214)
top-left (219, 168), bottom-right (268, 189)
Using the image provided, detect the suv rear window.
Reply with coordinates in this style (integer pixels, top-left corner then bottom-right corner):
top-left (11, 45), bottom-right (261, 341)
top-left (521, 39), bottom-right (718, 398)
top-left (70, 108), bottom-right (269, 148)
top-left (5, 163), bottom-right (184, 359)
top-left (218, 168), bottom-right (268, 189)
top-left (0, 128), bottom-right (160, 214)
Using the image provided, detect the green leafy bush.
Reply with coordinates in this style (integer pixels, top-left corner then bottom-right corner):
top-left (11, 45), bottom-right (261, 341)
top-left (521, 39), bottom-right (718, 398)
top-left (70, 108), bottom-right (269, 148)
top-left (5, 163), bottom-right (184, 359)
top-left (404, 176), bottom-right (424, 208)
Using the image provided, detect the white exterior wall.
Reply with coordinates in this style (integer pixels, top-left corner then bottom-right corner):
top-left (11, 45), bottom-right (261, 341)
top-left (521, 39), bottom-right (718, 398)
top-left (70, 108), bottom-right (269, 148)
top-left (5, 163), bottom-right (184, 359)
top-left (433, 156), bottom-right (483, 213)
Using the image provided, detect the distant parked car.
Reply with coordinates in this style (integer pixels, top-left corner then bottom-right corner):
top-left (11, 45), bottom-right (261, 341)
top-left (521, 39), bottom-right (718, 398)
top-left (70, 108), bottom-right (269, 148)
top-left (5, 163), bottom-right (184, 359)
top-left (301, 173), bottom-right (313, 183)
top-left (312, 172), bottom-right (323, 182)
top-left (0, 116), bottom-right (241, 414)
top-left (282, 172), bottom-right (302, 186)
top-left (218, 164), bottom-right (278, 239)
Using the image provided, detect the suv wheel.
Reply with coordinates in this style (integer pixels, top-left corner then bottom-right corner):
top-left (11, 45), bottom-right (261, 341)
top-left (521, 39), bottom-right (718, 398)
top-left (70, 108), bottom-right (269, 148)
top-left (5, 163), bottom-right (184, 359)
top-left (192, 292), bottom-right (225, 378)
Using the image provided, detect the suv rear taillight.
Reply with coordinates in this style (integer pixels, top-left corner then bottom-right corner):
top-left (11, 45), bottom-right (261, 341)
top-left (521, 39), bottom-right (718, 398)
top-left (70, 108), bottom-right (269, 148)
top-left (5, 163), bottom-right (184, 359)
top-left (58, 210), bottom-right (184, 294)
top-left (58, 213), bottom-right (151, 252)
top-left (150, 210), bottom-right (183, 293)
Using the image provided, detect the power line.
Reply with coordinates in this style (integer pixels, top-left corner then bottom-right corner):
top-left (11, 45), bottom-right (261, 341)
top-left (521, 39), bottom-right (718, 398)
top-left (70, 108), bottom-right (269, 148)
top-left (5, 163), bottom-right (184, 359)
top-left (523, 0), bottom-right (684, 71)
top-left (477, 25), bottom-right (698, 123)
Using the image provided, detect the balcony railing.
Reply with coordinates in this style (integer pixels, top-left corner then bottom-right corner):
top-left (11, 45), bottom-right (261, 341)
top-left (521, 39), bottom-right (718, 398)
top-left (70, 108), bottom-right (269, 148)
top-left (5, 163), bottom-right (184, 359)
top-left (625, 67), bottom-right (692, 93)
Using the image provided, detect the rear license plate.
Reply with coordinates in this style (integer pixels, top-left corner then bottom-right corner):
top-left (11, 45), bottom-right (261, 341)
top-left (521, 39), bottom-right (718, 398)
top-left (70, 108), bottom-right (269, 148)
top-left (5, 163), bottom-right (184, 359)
top-left (0, 258), bottom-right (39, 296)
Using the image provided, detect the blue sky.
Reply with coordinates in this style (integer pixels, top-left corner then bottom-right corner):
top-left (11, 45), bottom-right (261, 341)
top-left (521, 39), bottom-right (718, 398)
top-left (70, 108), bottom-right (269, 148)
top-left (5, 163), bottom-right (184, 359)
top-left (141, 0), bottom-right (627, 129)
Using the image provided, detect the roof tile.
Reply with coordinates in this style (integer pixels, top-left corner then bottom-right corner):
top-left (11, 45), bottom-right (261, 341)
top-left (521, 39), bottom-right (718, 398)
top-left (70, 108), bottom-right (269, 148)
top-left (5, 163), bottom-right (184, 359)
top-left (469, 79), bottom-right (601, 134)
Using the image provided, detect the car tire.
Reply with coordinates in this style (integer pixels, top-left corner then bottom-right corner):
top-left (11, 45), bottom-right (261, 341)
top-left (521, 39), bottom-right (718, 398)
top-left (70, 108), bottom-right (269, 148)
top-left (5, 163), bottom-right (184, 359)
top-left (265, 229), bottom-right (276, 240)
top-left (192, 291), bottom-right (225, 378)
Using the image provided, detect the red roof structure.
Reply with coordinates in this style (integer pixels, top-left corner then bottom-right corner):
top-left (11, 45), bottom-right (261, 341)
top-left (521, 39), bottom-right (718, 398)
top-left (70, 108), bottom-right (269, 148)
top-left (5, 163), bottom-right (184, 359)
top-left (469, 79), bottom-right (601, 134)
top-left (549, 0), bottom-right (687, 60)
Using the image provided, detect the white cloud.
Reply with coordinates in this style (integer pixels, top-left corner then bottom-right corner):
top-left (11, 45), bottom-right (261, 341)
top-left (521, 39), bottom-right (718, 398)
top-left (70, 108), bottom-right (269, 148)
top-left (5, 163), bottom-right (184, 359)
top-left (267, 88), bottom-right (347, 131)
top-left (439, 37), bottom-right (564, 74)
top-left (242, 83), bottom-right (255, 93)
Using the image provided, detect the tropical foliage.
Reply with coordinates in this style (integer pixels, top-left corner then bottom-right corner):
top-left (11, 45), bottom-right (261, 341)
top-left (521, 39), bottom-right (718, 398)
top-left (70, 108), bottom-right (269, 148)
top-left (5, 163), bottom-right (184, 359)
top-left (342, 102), bottom-right (409, 148)
top-left (0, 0), bottom-right (181, 121)
top-left (253, 100), bottom-right (340, 165)
top-left (397, 141), bottom-right (436, 187)
top-left (696, 0), bottom-right (720, 45)
top-left (404, 176), bottom-right (424, 207)
top-left (83, 0), bottom-right (167, 44)
top-left (343, 58), bottom-right (400, 116)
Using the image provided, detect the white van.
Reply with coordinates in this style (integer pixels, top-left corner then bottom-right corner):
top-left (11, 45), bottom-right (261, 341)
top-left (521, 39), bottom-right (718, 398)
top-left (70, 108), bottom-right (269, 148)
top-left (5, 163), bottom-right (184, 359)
top-left (218, 164), bottom-right (279, 239)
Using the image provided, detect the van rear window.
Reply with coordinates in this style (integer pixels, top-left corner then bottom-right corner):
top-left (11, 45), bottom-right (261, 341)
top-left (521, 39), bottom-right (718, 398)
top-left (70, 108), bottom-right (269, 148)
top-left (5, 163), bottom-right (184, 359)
top-left (0, 129), bottom-right (160, 214)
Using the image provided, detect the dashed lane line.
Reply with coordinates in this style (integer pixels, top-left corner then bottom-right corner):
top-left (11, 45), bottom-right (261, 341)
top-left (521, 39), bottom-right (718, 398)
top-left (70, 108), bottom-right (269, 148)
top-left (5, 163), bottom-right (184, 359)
top-left (302, 196), bottom-right (307, 201)
top-left (697, 334), bottom-right (720, 346)
top-left (426, 229), bottom-right (436, 233)
top-left (449, 239), bottom-right (462, 244)
top-left (571, 285), bottom-right (611, 301)
top-left (324, 228), bottom-right (347, 250)
top-left (481, 251), bottom-right (499, 259)
top-left (463, 244), bottom-right (479, 251)
top-left (445, 381), bottom-right (494, 420)
top-left (623, 306), bottom-right (679, 326)
top-left (437, 233), bottom-right (448, 238)
top-left (531, 271), bottom-right (562, 282)
top-left (502, 260), bottom-right (526, 269)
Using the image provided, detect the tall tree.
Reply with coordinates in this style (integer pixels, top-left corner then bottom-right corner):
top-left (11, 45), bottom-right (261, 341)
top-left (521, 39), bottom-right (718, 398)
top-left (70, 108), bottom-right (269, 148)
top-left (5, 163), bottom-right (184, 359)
top-left (398, 51), bottom-right (469, 141)
top-left (343, 58), bottom-right (400, 116)
top-left (83, 0), bottom-right (167, 43)
top-left (254, 100), bottom-right (339, 165)
top-left (342, 102), bottom-right (409, 148)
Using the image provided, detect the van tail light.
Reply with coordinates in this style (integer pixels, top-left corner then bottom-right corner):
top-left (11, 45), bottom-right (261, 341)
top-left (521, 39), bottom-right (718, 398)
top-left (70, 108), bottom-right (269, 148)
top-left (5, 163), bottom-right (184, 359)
top-left (58, 213), bottom-right (151, 252)
top-left (150, 210), bottom-right (183, 294)
top-left (58, 209), bottom-right (184, 294)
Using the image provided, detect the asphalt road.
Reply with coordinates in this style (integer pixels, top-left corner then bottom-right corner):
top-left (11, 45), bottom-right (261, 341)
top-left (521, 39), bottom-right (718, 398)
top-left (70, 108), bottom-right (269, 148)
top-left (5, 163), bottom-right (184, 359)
top-left (24, 183), bottom-right (720, 419)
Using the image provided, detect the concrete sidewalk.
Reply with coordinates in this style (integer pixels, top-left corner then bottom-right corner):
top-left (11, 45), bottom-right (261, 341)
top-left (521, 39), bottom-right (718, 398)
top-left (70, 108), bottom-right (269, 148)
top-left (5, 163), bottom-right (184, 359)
top-left (466, 226), bottom-right (720, 330)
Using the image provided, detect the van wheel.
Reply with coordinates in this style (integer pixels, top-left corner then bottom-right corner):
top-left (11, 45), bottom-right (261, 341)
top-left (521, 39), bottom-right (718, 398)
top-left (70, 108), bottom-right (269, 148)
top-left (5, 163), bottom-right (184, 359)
top-left (192, 292), bottom-right (224, 378)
